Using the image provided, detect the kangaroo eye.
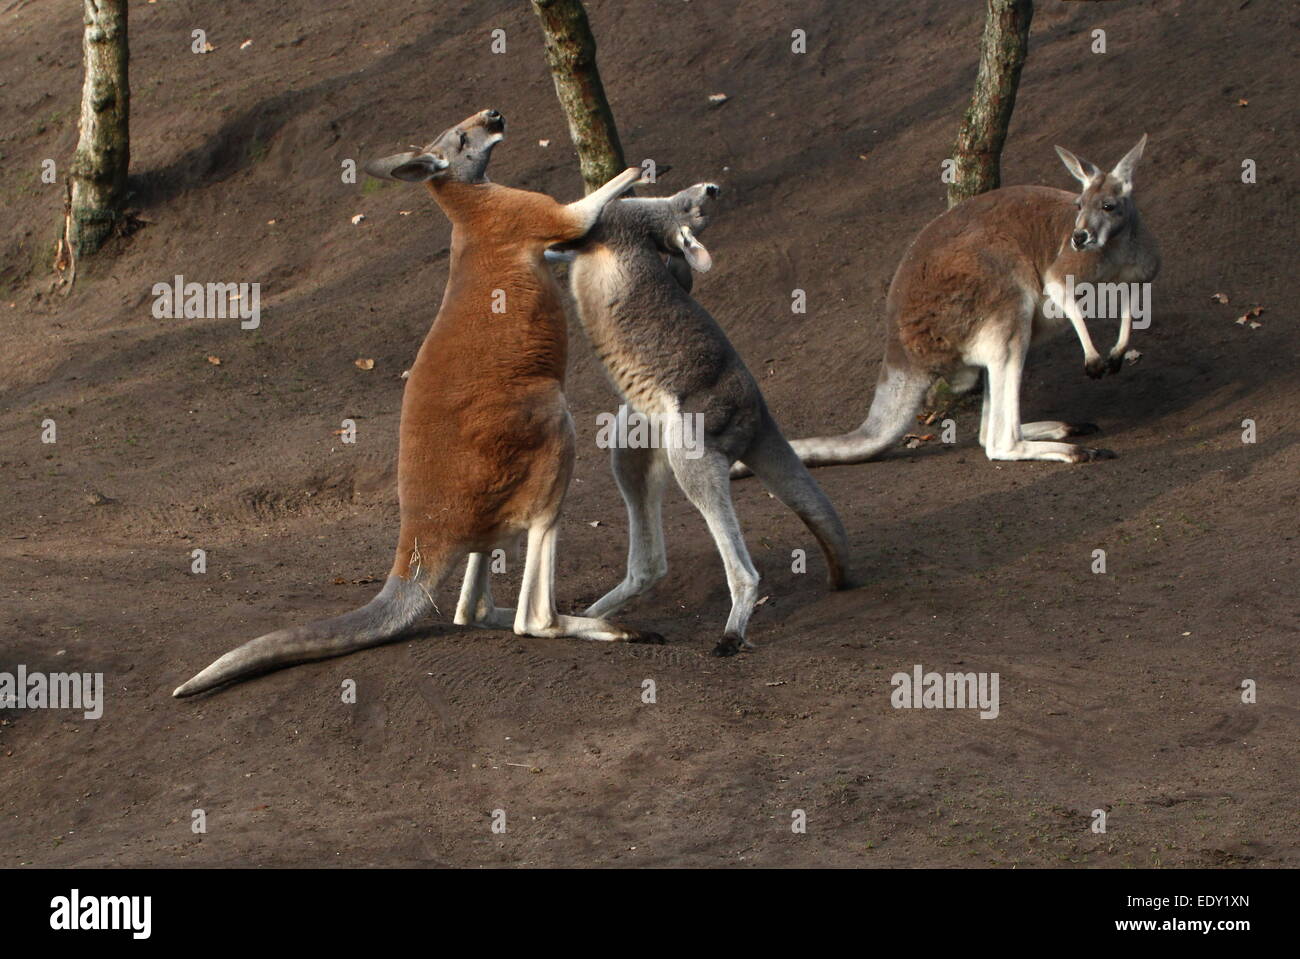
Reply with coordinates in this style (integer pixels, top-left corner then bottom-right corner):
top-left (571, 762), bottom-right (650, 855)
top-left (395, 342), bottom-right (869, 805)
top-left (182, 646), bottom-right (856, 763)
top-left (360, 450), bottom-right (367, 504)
top-left (1101, 201), bottom-right (1116, 212)
top-left (458, 131), bottom-right (468, 149)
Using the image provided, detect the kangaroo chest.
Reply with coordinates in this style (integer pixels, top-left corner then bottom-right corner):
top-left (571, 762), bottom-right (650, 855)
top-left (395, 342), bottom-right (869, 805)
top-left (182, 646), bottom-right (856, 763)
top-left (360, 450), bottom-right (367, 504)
top-left (572, 249), bottom-right (676, 416)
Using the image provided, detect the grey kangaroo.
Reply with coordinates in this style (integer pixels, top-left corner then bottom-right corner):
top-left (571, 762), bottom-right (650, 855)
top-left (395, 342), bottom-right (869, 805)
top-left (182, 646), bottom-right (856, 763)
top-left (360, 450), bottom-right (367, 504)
top-left (557, 184), bottom-right (851, 656)
top-left (734, 135), bottom-right (1159, 473)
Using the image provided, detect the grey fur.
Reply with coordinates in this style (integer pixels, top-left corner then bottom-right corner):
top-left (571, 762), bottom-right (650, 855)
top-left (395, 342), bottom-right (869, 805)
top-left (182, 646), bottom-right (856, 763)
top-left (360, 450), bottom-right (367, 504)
top-left (566, 185), bottom-right (851, 656)
top-left (172, 575), bottom-right (435, 697)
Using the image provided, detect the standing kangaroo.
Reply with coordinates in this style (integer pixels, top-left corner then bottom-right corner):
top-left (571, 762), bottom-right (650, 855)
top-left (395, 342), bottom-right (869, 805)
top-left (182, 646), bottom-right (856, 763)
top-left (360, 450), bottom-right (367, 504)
top-left (557, 185), bottom-right (851, 656)
top-left (737, 135), bottom-right (1159, 472)
top-left (174, 110), bottom-right (653, 698)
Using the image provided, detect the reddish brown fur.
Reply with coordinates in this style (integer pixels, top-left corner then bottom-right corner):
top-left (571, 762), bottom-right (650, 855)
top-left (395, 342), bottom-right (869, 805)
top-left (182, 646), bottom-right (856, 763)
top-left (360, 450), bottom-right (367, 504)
top-left (389, 180), bottom-right (596, 579)
top-left (890, 185), bottom-right (1076, 373)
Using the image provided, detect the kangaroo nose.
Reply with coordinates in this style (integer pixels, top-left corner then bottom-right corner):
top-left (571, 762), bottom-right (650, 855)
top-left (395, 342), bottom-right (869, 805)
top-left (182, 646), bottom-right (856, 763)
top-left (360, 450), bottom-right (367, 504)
top-left (484, 109), bottom-right (502, 120)
top-left (1072, 229), bottom-right (1090, 249)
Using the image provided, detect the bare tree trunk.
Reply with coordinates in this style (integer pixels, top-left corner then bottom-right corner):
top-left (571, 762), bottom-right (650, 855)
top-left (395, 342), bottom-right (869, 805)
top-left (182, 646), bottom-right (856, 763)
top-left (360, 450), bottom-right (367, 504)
top-left (530, 0), bottom-right (626, 195)
top-left (947, 0), bottom-right (1032, 208)
top-left (69, 0), bottom-right (130, 257)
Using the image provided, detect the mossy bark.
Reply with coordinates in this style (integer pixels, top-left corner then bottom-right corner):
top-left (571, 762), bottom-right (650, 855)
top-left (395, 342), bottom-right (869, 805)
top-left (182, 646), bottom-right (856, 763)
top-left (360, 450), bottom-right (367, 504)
top-left (530, 0), bottom-right (626, 195)
top-left (69, 0), bottom-right (130, 257)
top-left (947, 0), bottom-right (1032, 208)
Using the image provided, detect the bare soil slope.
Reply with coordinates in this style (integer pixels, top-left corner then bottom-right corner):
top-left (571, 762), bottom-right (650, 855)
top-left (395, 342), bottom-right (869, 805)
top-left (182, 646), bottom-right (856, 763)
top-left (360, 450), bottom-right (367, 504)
top-left (0, 0), bottom-right (1295, 866)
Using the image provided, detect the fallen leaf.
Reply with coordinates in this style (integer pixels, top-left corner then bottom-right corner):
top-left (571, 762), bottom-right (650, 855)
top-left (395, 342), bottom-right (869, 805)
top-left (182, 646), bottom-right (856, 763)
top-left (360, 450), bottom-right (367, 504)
top-left (708, 92), bottom-right (729, 104)
top-left (207, 355), bottom-right (221, 365)
top-left (354, 358), bottom-right (375, 370)
top-left (756, 595), bottom-right (770, 606)
top-left (588, 520), bottom-right (601, 527)
top-left (1210, 292), bottom-right (1228, 303)
top-left (240, 39), bottom-right (253, 50)
top-left (398, 210), bottom-right (412, 216)
top-left (538, 139), bottom-right (550, 147)
top-left (1236, 98), bottom-right (1249, 107)
top-left (1123, 349), bottom-right (1142, 364)
top-left (267, 218), bottom-right (277, 225)
top-left (351, 213), bottom-right (366, 225)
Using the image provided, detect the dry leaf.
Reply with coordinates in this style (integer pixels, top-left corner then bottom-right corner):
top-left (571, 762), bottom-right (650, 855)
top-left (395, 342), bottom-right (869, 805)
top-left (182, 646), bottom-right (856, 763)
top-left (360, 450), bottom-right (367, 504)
top-left (1210, 292), bottom-right (1228, 303)
top-left (538, 139), bottom-right (551, 148)
top-left (354, 358), bottom-right (375, 370)
top-left (398, 210), bottom-right (412, 216)
top-left (1236, 98), bottom-right (1249, 107)
top-left (1234, 306), bottom-right (1264, 326)
top-left (207, 355), bottom-right (222, 365)
top-left (351, 214), bottom-right (366, 225)
top-left (1123, 349), bottom-right (1142, 364)
top-left (240, 39), bottom-right (253, 50)
top-left (588, 520), bottom-right (601, 527)
top-left (756, 595), bottom-right (770, 606)
top-left (708, 93), bottom-right (729, 104)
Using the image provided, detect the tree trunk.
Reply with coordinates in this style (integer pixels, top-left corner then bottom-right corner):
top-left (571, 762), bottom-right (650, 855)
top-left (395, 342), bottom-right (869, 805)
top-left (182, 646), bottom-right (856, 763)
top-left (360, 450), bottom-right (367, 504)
top-left (530, 0), bottom-right (626, 195)
top-left (947, 0), bottom-right (1032, 208)
top-left (69, 0), bottom-right (130, 257)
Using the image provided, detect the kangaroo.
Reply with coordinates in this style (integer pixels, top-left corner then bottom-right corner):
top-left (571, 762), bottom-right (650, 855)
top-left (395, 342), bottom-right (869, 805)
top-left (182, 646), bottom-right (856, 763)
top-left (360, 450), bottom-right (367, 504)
top-left (735, 135), bottom-right (1159, 473)
top-left (556, 184), bottom-right (851, 657)
top-left (174, 110), bottom-right (654, 698)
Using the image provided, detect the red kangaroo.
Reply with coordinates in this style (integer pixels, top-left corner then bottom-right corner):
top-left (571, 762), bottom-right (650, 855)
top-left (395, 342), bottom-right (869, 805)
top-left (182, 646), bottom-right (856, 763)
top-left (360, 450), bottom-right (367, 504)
top-left (175, 109), bottom-right (656, 698)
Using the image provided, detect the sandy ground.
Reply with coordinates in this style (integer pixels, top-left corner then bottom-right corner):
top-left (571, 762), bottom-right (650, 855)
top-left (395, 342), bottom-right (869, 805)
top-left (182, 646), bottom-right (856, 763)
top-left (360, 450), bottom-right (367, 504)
top-left (0, 0), bottom-right (1296, 867)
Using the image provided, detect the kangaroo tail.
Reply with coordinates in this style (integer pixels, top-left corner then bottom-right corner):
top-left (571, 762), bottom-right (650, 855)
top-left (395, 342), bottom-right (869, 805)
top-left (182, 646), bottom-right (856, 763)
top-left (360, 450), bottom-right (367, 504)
top-left (173, 572), bottom-right (441, 698)
top-left (739, 416), bottom-right (852, 590)
top-left (731, 358), bottom-right (930, 479)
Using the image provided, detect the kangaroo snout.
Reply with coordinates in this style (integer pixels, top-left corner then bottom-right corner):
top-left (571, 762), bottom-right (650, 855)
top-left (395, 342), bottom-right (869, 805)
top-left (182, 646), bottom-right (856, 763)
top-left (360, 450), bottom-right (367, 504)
top-left (1071, 229), bottom-right (1092, 251)
top-left (478, 108), bottom-right (505, 132)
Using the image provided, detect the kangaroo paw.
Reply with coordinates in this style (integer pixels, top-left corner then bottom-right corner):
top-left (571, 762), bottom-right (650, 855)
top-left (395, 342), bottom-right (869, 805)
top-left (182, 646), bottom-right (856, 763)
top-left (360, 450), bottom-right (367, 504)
top-left (711, 634), bottom-right (753, 657)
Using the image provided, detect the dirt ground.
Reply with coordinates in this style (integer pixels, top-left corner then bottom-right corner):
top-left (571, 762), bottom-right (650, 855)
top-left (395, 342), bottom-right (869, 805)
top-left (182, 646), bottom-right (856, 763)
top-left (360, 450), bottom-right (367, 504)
top-left (1, 0), bottom-right (1296, 867)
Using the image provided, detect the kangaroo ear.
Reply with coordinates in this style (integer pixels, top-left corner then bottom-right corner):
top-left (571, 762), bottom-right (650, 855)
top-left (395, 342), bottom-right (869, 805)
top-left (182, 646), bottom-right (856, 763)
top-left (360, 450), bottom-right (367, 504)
top-left (672, 226), bottom-right (712, 273)
top-left (1109, 134), bottom-right (1148, 194)
top-left (365, 151), bottom-right (448, 182)
top-left (1055, 145), bottom-right (1101, 187)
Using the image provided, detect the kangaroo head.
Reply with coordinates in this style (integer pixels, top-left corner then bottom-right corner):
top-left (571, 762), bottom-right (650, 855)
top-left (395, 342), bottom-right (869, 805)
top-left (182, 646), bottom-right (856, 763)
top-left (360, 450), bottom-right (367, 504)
top-left (365, 109), bottom-right (506, 185)
top-left (629, 182), bottom-right (721, 272)
top-left (1055, 135), bottom-right (1146, 252)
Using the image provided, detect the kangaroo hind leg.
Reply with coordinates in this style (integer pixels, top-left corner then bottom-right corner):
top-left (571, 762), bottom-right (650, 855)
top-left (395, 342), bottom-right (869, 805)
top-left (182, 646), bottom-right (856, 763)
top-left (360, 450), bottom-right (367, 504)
top-left (981, 308), bottom-right (1115, 463)
top-left (667, 445), bottom-right (760, 656)
top-left (514, 516), bottom-right (664, 644)
top-left (454, 550), bottom-right (516, 629)
top-left (584, 439), bottom-right (670, 619)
